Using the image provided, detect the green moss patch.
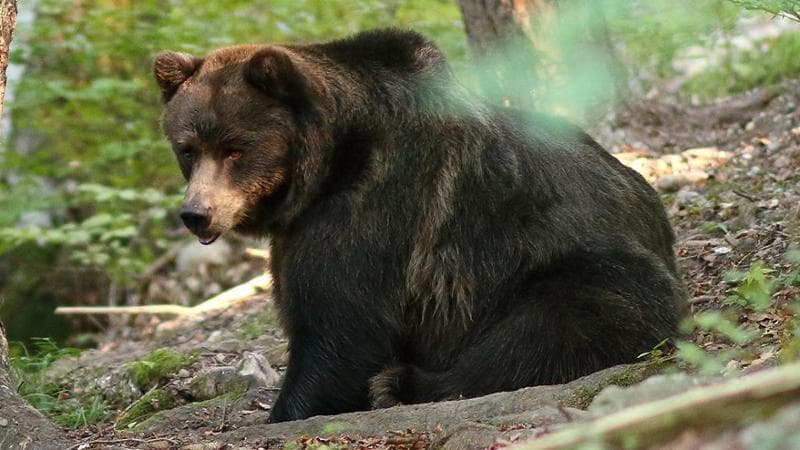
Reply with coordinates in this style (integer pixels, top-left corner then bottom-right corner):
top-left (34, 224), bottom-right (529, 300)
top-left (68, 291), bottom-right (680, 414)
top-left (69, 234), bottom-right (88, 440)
top-left (560, 362), bottom-right (667, 409)
top-left (117, 388), bottom-right (181, 429)
top-left (126, 348), bottom-right (196, 389)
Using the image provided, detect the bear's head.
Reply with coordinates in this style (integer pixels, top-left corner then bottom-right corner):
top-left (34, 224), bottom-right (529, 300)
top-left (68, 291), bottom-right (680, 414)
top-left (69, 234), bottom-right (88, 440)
top-left (153, 46), bottom-right (324, 243)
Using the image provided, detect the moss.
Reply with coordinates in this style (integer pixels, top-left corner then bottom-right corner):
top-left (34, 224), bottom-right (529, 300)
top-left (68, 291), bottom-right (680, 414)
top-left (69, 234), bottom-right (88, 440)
top-left (563, 386), bottom-right (599, 410)
top-left (561, 362), bottom-right (668, 409)
top-left (117, 388), bottom-right (180, 429)
top-left (603, 362), bottom-right (665, 387)
top-left (321, 422), bottom-right (353, 434)
top-left (126, 348), bottom-right (197, 388)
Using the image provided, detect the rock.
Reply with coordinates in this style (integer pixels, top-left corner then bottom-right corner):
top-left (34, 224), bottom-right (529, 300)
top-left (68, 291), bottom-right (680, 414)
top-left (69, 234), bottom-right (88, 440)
top-left (235, 352), bottom-right (281, 388)
top-left (187, 367), bottom-right (245, 401)
top-left (0, 417), bottom-right (8, 427)
top-left (766, 140), bottom-right (782, 153)
top-left (734, 237), bottom-right (758, 253)
top-left (211, 339), bottom-right (246, 353)
top-left (682, 147), bottom-right (722, 159)
top-left (757, 198), bottom-right (780, 209)
top-left (206, 330), bottom-right (224, 343)
top-left (655, 170), bottom-right (709, 192)
top-left (487, 406), bottom-right (589, 428)
top-left (740, 401), bottom-right (800, 448)
top-left (186, 354), bottom-right (279, 402)
top-left (675, 190), bottom-right (701, 206)
top-left (773, 152), bottom-right (791, 170)
top-left (175, 238), bottom-right (233, 273)
top-left (440, 423), bottom-right (499, 450)
top-left (588, 373), bottom-right (713, 416)
top-left (178, 364), bottom-right (653, 444)
top-left (714, 246), bottom-right (732, 255)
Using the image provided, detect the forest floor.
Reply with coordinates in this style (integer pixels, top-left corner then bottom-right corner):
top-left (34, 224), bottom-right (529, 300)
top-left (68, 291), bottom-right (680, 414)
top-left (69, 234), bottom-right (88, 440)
top-left (33, 80), bottom-right (800, 449)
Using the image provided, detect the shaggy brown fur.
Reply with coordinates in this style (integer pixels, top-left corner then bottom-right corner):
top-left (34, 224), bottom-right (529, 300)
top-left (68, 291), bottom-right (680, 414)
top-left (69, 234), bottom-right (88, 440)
top-left (154, 29), bottom-right (686, 423)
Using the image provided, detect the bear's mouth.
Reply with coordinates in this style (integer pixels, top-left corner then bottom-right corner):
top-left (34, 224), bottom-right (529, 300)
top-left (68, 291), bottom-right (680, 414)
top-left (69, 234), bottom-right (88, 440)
top-left (198, 231), bottom-right (221, 245)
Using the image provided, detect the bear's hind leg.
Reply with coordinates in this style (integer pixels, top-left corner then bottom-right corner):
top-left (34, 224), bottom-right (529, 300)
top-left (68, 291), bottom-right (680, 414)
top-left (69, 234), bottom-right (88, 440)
top-left (372, 249), bottom-right (683, 406)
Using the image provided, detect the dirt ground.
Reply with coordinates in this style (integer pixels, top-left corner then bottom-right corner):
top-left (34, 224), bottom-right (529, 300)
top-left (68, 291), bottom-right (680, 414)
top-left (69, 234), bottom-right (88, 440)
top-left (597, 80), bottom-right (800, 371)
top-left (33, 79), bottom-right (800, 449)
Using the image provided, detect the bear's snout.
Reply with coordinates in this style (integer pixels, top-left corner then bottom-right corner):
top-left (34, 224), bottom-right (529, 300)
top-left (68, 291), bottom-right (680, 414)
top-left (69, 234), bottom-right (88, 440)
top-left (180, 203), bottom-right (219, 245)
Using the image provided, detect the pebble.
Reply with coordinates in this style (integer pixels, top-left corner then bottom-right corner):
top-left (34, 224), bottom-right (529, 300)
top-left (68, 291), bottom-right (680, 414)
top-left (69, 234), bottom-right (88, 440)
top-left (714, 246), bottom-right (732, 255)
top-left (0, 418), bottom-right (7, 427)
top-left (676, 190), bottom-right (701, 206)
top-left (766, 141), bottom-right (782, 153)
top-left (773, 155), bottom-right (791, 169)
top-left (655, 170), bottom-right (709, 192)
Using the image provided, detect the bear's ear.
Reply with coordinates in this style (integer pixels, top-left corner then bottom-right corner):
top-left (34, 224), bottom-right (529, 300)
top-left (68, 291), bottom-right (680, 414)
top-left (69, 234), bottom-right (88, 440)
top-left (244, 48), bottom-right (313, 107)
top-left (153, 51), bottom-right (202, 102)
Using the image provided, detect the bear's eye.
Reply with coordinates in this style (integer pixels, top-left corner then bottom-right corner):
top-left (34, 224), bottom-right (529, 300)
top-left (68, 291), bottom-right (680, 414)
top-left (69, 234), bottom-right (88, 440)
top-left (178, 145), bottom-right (194, 160)
top-left (228, 150), bottom-right (242, 160)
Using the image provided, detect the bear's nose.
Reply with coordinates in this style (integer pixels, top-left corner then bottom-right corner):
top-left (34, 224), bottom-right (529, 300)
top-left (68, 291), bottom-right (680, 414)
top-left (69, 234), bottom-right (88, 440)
top-left (180, 204), bottom-right (211, 234)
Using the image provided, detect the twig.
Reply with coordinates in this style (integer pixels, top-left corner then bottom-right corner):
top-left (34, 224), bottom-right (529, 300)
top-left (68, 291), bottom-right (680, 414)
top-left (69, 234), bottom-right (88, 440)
top-left (732, 189), bottom-right (758, 202)
top-left (688, 295), bottom-right (715, 305)
top-left (217, 399), bottom-right (229, 432)
top-left (55, 273), bottom-right (272, 317)
top-left (55, 304), bottom-right (193, 316)
top-left (192, 273), bottom-right (272, 313)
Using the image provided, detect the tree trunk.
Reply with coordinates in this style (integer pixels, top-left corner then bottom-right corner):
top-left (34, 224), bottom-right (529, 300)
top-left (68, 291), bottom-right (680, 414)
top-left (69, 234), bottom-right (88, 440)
top-left (0, 0), bottom-right (16, 120)
top-left (457, 0), bottom-right (561, 62)
top-left (457, 0), bottom-right (624, 112)
top-left (0, 1), bottom-right (70, 447)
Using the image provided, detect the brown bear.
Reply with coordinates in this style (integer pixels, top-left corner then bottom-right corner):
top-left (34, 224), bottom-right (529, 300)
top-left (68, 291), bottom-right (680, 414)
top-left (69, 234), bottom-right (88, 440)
top-left (153, 29), bottom-right (686, 423)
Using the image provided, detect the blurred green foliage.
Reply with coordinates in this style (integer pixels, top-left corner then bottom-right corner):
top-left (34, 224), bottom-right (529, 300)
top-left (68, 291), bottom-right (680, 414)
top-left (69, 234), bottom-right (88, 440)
top-left (2, 0), bottom-right (800, 346)
top-left (0, 0), bottom-right (466, 343)
top-left (608, 0), bottom-right (741, 78)
top-left (684, 32), bottom-right (800, 99)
